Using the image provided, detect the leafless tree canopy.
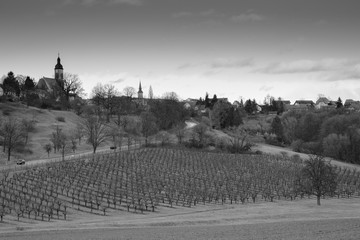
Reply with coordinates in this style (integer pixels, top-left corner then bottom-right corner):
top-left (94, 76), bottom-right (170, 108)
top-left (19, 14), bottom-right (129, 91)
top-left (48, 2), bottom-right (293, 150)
top-left (82, 116), bottom-right (108, 153)
top-left (63, 72), bottom-right (85, 100)
top-left (299, 155), bottom-right (338, 205)
top-left (123, 86), bottom-right (136, 98)
top-left (0, 117), bottom-right (25, 161)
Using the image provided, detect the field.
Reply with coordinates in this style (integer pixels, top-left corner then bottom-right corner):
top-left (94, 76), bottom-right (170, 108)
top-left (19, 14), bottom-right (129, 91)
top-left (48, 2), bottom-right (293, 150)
top-left (0, 148), bottom-right (360, 239)
top-left (0, 102), bottom-right (94, 163)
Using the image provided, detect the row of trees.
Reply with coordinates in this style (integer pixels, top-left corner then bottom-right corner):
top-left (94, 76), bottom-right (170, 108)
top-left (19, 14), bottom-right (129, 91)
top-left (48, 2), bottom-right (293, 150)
top-left (270, 109), bottom-right (360, 164)
top-left (0, 117), bottom-right (36, 161)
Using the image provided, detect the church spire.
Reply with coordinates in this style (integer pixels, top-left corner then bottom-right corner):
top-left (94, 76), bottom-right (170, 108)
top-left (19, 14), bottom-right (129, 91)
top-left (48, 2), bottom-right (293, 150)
top-left (138, 81), bottom-right (143, 99)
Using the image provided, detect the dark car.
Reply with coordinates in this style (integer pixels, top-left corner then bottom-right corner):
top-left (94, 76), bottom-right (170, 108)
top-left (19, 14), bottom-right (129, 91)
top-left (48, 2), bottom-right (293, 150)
top-left (16, 159), bottom-right (25, 165)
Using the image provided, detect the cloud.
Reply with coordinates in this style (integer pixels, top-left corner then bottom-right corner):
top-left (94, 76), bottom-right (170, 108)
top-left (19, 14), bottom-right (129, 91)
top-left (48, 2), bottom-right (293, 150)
top-left (257, 58), bottom-right (360, 74)
top-left (110, 78), bottom-right (126, 84)
top-left (64, 0), bottom-right (143, 7)
top-left (321, 68), bottom-right (360, 82)
top-left (178, 58), bottom-right (254, 70)
top-left (259, 85), bottom-right (274, 92)
top-left (172, 12), bottom-right (193, 18)
top-left (257, 58), bottom-right (360, 83)
top-left (209, 58), bottom-right (254, 69)
top-left (231, 12), bottom-right (265, 22)
top-left (108, 0), bottom-right (143, 5)
top-left (172, 9), bottom-right (223, 19)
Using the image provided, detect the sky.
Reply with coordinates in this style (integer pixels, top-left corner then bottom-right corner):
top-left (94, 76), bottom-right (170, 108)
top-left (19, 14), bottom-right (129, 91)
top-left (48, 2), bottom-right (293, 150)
top-left (1, 0), bottom-right (360, 103)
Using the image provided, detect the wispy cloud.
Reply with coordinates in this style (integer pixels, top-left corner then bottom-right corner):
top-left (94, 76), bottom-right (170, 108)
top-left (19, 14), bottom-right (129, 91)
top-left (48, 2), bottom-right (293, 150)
top-left (231, 10), bottom-right (265, 22)
top-left (257, 58), bottom-right (360, 82)
top-left (178, 58), bottom-right (254, 70)
top-left (172, 11), bottom-right (193, 18)
top-left (172, 9), bottom-right (223, 19)
top-left (259, 85), bottom-right (274, 92)
top-left (257, 59), bottom-right (359, 74)
top-left (209, 58), bottom-right (254, 69)
top-left (110, 78), bottom-right (126, 84)
top-left (64, 0), bottom-right (143, 7)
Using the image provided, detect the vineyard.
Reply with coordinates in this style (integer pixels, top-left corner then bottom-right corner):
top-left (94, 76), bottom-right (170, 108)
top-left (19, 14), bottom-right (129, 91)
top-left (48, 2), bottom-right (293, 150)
top-left (0, 148), bottom-right (360, 223)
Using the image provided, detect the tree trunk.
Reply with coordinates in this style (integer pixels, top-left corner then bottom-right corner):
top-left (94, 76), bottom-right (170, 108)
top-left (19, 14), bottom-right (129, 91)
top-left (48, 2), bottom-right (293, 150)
top-left (317, 195), bottom-right (321, 206)
top-left (7, 146), bottom-right (11, 161)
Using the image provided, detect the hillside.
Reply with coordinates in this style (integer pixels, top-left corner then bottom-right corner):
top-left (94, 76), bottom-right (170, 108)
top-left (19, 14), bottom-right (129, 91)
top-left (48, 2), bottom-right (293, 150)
top-left (0, 102), bottom-right (98, 163)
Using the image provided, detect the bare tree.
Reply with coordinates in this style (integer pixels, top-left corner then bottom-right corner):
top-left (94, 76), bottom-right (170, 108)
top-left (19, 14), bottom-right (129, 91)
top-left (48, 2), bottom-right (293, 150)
top-left (50, 125), bottom-right (63, 153)
top-left (124, 117), bottom-right (141, 150)
top-left (75, 122), bottom-right (85, 145)
top-left (44, 143), bottom-right (52, 157)
top-left (140, 111), bottom-right (158, 145)
top-left (22, 119), bottom-right (36, 146)
top-left (162, 91), bottom-right (179, 101)
top-left (91, 83), bottom-right (119, 122)
top-left (299, 155), bottom-right (337, 205)
top-left (58, 132), bottom-right (68, 160)
top-left (107, 122), bottom-right (124, 149)
top-left (83, 116), bottom-right (108, 153)
top-left (70, 136), bottom-right (77, 153)
top-left (123, 86), bottom-right (136, 98)
top-left (0, 117), bottom-right (25, 161)
top-left (62, 73), bottom-right (85, 101)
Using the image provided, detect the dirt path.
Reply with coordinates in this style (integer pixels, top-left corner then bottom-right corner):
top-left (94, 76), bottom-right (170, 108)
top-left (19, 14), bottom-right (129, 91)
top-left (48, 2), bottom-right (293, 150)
top-left (254, 143), bottom-right (360, 170)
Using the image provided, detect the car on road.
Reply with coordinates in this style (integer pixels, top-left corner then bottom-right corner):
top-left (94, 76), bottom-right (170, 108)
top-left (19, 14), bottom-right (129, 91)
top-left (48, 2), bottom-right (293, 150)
top-left (16, 159), bottom-right (25, 165)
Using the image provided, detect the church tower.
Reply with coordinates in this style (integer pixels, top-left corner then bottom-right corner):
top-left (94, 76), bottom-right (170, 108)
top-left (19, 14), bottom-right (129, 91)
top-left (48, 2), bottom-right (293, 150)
top-left (54, 54), bottom-right (64, 81)
top-left (138, 81), bottom-right (143, 99)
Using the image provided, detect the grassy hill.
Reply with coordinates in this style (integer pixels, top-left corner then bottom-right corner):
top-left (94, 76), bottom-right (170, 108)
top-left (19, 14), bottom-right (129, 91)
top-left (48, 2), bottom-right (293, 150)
top-left (0, 102), bottom-right (98, 164)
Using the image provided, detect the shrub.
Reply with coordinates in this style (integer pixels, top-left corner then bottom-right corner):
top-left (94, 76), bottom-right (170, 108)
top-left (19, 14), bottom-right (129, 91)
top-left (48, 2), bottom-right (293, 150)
top-left (56, 116), bottom-right (66, 122)
top-left (300, 141), bottom-right (322, 154)
top-left (2, 109), bottom-right (11, 116)
top-left (291, 139), bottom-right (304, 152)
top-left (264, 132), bottom-right (283, 147)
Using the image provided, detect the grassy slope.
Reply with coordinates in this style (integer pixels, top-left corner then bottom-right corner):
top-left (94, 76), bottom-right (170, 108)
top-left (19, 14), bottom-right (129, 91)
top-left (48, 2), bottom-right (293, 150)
top-left (0, 102), bottom-right (97, 163)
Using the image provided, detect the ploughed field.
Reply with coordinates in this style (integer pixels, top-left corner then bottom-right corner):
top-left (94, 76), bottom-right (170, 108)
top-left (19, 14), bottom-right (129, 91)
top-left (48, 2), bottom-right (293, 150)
top-left (0, 148), bottom-right (360, 223)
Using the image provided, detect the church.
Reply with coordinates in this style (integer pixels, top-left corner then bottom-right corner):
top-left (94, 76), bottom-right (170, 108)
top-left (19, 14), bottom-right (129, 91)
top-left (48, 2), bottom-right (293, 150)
top-left (37, 55), bottom-right (65, 98)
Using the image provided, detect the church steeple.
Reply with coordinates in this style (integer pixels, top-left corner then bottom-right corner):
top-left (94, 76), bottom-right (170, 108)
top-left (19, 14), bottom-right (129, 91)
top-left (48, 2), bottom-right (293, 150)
top-left (138, 81), bottom-right (143, 99)
top-left (54, 53), bottom-right (64, 81)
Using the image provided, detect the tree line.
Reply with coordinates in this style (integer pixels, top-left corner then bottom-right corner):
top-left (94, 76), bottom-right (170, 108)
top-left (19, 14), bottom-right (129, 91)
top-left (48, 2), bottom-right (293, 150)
top-left (270, 108), bottom-right (360, 164)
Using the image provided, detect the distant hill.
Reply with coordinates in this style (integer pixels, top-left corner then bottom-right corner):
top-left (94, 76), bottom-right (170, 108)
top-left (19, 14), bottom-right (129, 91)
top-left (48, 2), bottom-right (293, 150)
top-left (0, 102), bottom-right (97, 163)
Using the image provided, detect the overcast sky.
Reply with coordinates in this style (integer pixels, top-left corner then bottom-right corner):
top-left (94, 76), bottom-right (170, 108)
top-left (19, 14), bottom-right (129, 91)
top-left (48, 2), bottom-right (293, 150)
top-left (1, 0), bottom-right (360, 103)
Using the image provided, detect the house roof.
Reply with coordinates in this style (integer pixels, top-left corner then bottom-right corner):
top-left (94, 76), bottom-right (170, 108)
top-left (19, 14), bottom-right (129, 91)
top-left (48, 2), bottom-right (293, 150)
top-left (344, 99), bottom-right (358, 106)
top-left (274, 100), bottom-right (291, 105)
top-left (316, 97), bottom-right (330, 105)
top-left (294, 100), bottom-right (314, 105)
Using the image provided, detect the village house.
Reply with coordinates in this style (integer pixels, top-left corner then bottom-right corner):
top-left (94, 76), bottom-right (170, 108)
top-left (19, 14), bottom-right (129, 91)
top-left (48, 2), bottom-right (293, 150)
top-left (344, 99), bottom-right (360, 112)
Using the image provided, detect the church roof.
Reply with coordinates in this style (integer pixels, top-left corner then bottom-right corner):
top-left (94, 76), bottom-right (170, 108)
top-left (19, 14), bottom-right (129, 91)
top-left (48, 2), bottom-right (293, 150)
top-left (37, 77), bottom-right (58, 91)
